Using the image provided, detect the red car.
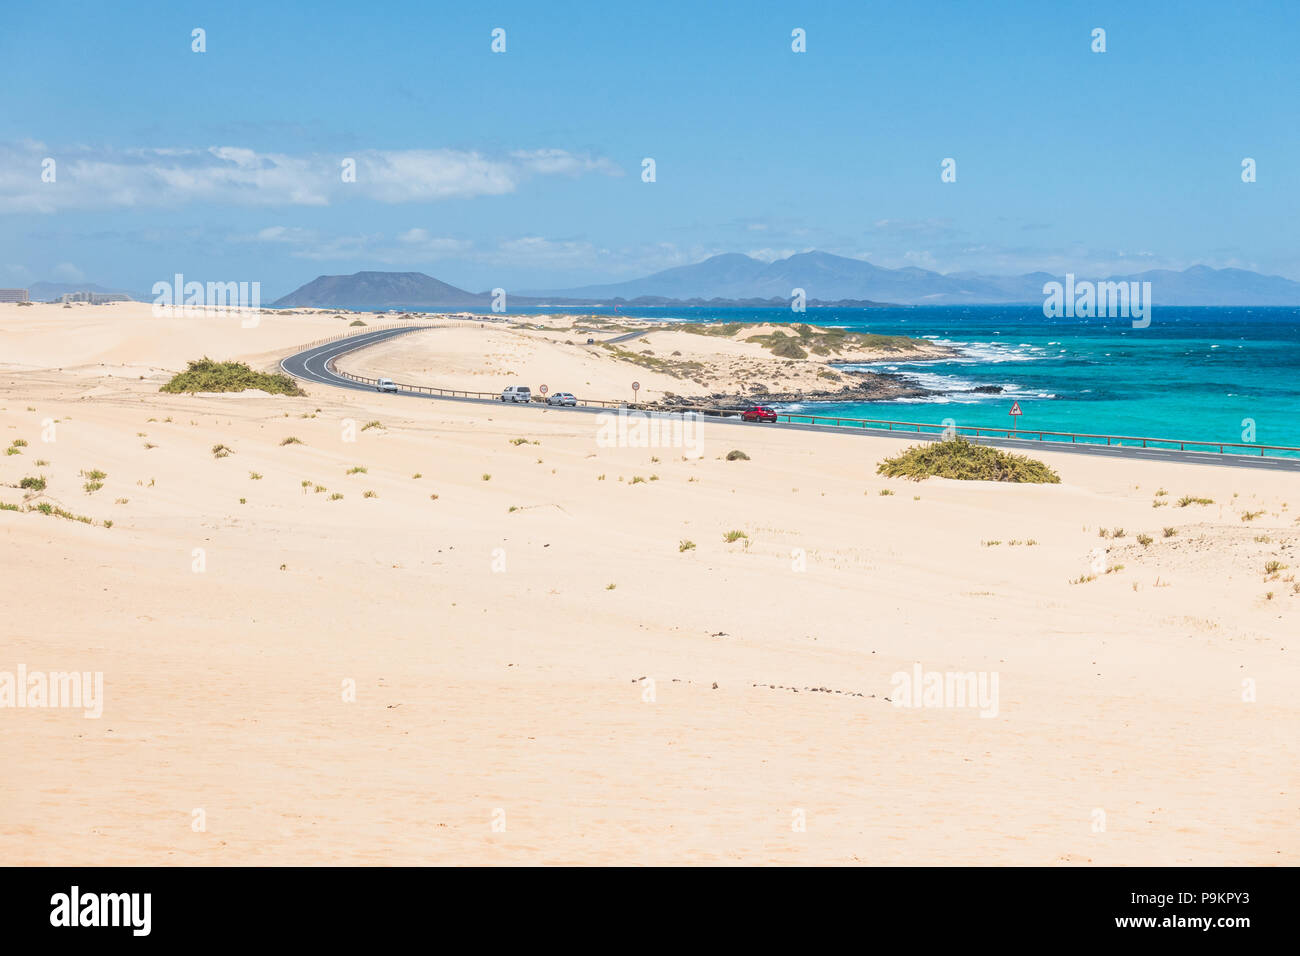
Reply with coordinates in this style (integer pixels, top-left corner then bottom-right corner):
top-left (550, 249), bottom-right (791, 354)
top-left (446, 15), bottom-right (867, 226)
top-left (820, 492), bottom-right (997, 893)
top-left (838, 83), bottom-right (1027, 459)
top-left (740, 405), bottom-right (778, 423)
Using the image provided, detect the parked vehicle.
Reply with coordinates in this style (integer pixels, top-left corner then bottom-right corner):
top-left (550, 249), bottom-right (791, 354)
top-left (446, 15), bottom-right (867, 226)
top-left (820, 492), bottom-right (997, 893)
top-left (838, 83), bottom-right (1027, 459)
top-left (375, 378), bottom-right (398, 393)
top-left (740, 405), bottom-right (778, 423)
top-left (500, 386), bottom-right (532, 403)
top-left (546, 392), bottom-right (578, 407)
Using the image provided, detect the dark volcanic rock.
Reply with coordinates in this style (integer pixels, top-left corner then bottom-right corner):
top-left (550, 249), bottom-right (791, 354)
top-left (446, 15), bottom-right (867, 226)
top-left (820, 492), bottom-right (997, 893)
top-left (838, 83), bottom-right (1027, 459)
top-left (655, 370), bottom-right (933, 410)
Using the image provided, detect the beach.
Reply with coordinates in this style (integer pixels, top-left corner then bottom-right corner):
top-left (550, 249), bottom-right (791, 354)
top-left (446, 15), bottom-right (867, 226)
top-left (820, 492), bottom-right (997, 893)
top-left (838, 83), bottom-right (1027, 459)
top-left (1, 302), bottom-right (1297, 865)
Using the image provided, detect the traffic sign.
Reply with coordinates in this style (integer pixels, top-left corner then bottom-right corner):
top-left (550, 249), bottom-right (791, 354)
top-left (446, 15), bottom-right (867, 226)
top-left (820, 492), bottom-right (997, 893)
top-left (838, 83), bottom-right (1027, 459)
top-left (539, 384), bottom-right (548, 395)
top-left (1009, 401), bottom-right (1022, 416)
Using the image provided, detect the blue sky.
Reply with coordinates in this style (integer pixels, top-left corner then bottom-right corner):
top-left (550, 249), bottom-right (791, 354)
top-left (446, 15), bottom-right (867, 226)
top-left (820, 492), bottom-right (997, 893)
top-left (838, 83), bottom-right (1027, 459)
top-left (1, 0), bottom-right (1296, 298)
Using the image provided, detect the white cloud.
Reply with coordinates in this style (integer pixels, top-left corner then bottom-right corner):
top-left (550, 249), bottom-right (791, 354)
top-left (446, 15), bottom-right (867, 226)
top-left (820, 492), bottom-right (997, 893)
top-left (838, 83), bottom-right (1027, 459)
top-left (0, 142), bottom-right (623, 213)
top-left (1, 263), bottom-right (34, 284)
top-left (248, 225), bottom-right (472, 264)
top-left (50, 262), bottom-right (85, 281)
top-left (747, 247), bottom-right (812, 263)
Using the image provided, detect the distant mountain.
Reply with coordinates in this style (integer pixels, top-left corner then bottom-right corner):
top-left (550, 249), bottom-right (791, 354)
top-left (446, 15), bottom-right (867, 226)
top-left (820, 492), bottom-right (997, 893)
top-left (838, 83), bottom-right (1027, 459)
top-left (272, 255), bottom-right (1300, 311)
top-left (1100, 265), bottom-right (1300, 306)
top-left (30, 280), bottom-right (146, 302)
top-left (271, 268), bottom-right (896, 311)
top-left (533, 251), bottom-right (1300, 306)
top-left (270, 271), bottom-right (490, 309)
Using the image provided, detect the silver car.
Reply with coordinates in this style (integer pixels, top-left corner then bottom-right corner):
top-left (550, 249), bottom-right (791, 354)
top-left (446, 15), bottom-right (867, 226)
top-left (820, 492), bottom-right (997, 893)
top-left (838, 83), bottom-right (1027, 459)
top-left (546, 392), bottom-right (577, 407)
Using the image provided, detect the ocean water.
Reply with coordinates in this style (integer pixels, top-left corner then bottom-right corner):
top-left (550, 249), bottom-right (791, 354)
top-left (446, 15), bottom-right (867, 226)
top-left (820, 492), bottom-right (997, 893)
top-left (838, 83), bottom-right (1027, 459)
top-left (512, 304), bottom-right (1300, 455)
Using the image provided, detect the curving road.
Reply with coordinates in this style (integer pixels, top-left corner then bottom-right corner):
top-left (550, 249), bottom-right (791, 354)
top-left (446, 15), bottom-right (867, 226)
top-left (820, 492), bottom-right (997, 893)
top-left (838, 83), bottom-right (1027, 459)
top-left (280, 326), bottom-right (1300, 472)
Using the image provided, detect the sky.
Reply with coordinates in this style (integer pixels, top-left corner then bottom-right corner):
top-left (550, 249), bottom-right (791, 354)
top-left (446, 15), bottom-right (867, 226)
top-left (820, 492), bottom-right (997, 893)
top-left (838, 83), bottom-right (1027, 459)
top-left (1, 0), bottom-right (1297, 299)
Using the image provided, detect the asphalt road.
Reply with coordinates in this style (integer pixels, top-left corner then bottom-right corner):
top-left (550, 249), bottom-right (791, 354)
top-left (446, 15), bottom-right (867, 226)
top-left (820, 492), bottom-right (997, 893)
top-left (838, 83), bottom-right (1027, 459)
top-left (280, 326), bottom-right (1300, 473)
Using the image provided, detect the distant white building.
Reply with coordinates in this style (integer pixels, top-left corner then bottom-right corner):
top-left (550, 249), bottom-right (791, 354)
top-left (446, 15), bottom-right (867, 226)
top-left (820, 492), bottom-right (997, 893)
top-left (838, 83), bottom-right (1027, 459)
top-left (59, 291), bottom-right (131, 304)
top-left (0, 289), bottom-right (29, 303)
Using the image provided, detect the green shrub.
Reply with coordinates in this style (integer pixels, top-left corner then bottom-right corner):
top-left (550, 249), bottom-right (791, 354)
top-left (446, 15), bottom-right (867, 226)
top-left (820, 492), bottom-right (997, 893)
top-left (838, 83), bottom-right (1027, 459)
top-left (160, 358), bottom-right (305, 396)
top-left (876, 438), bottom-right (1060, 483)
top-left (769, 336), bottom-right (808, 359)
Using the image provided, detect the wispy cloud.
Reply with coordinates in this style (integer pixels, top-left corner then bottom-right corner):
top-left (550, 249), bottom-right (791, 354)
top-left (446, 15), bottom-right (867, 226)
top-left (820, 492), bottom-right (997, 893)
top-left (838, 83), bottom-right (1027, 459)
top-left (243, 227), bottom-right (704, 278)
top-left (0, 142), bottom-right (623, 213)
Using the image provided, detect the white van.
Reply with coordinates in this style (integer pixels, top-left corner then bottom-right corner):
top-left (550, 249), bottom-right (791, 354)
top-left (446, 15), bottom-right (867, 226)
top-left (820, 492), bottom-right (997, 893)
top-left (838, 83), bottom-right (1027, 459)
top-left (500, 386), bottom-right (532, 403)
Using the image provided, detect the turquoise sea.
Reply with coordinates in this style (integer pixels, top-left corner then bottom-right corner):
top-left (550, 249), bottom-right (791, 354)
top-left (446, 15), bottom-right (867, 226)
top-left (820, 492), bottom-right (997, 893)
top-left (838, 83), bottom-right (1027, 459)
top-left (505, 305), bottom-right (1300, 456)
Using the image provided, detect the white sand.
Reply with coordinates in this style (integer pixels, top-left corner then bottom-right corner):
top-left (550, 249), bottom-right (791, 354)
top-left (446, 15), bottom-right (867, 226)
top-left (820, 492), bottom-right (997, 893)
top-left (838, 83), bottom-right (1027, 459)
top-left (1, 303), bottom-right (1296, 865)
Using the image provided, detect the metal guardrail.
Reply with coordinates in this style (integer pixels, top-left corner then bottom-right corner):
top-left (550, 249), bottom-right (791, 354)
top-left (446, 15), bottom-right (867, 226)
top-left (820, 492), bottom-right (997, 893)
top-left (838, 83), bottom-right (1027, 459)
top-left (334, 365), bottom-right (629, 408)
top-left (762, 414), bottom-right (1300, 457)
top-left (305, 325), bottom-right (1300, 460)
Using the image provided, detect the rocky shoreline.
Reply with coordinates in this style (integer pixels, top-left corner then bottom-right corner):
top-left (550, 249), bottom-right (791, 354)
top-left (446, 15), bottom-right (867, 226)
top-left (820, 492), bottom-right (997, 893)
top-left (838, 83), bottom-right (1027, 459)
top-left (653, 367), bottom-right (1003, 410)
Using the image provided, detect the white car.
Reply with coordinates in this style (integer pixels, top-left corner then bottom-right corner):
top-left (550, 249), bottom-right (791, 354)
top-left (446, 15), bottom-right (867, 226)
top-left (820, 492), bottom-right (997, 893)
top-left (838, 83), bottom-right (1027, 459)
top-left (375, 378), bottom-right (398, 393)
top-left (546, 392), bottom-right (577, 407)
top-left (500, 386), bottom-right (532, 403)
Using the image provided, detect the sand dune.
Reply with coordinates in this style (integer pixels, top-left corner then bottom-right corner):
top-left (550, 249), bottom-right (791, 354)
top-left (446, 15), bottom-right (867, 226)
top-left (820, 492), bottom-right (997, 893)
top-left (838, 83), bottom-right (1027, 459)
top-left (1, 303), bottom-right (1296, 865)
top-left (336, 317), bottom-right (948, 401)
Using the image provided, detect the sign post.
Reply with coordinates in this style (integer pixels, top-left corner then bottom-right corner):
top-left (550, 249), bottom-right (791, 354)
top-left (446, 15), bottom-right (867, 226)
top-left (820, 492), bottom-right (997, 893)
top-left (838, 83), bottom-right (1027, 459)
top-left (631, 380), bottom-right (640, 404)
top-left (1009, 400), bottom-right (1022, 435)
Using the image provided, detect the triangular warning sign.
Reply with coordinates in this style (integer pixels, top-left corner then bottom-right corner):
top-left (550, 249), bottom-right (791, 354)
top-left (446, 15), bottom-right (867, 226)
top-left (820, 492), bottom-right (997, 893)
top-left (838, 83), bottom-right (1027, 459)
top-left (1009, 401), bottom-right (1022, 416)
